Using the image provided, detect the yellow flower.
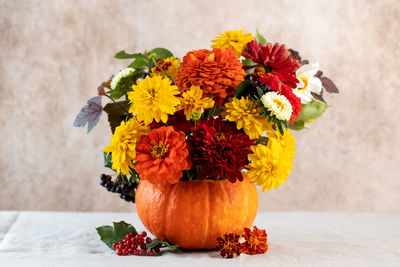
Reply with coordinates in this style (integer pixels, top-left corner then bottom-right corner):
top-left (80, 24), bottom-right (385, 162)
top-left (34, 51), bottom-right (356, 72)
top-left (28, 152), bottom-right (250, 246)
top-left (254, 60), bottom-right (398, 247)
top-left (150, 57), bottom-right (180, 80)
top-left (178, 85), bottom-right (214, 120)
top-left (267, 128), bottom-right (296, 161)
top-left (103, 118), bottom-right (149, 175)
top-left (211, 30), bottom-right (254, 56)
top-left (224, 97), bottom-right (272, 139)
top-left (128, 75), bottom-right (181, 125)
top-left (246, 139), bottom-right (293, 191)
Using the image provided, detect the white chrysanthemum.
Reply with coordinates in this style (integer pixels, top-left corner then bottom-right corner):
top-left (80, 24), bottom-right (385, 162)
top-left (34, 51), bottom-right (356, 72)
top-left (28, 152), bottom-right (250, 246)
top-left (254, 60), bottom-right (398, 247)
top-left (110, 68), bottom-right (135, 89)
top-left (293, 63), bottom-right (322, 104)
top-left (261, 92), bottom-right (293, 121)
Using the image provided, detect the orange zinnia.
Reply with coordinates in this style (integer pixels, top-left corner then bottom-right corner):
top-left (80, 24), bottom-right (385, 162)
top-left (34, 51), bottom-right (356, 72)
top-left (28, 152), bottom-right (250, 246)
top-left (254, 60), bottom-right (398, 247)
top-left (135, 126), bottom-right (191, 184)
top-left (175, 47), bottom-right (245, 105)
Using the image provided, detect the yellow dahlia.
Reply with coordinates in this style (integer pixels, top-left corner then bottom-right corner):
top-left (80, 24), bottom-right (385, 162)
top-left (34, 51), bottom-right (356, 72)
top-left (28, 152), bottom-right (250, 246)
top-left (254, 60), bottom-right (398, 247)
top-left (267, 128), bottom-right (296, 161)
top-left (246, 139), bottom-right (293, 191)
top-left (212, 30), bottom-right (254, 56)
top-left (103, 118), bottom-right (149, 175)
top-left (224, 97), bottom-right (272, 139)
top-left (150, 57), bottom-right (180, 80)
top-left (178, 85), bottom-right (214, 120)
top-left (128, 75), bottom-right (180, 125)
top-left (261, 91), bottom-right (293, 121)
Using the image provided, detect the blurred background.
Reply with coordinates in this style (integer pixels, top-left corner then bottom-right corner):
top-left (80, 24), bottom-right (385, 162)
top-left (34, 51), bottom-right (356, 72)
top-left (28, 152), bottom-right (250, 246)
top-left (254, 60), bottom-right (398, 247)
top-left (0, 0), bottom-right (399, 212)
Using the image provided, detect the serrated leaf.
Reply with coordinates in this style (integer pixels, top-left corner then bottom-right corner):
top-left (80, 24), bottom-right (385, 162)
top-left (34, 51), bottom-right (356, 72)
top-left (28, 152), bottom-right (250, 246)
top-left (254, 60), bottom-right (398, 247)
top-left (73, 96), bottom-right (103, 133)
top-left (114, 50), bottom-right (145, 59)
top-left (234, 80), bottom-right (252, 98)
top-left (149, 48), bottom-right (173, 59)
top-left (96, 221), bottom-right (137, 250)
top-left (297, 100), bottom-right (328, 121)
top-left (256, 29), bottom-right (267, 46)
top-left (320, 76), bottom-right (339, 93)
top-left (103, 100), bottom-right (131, 133)
top-left (146, 238), bottom-right (181, 252)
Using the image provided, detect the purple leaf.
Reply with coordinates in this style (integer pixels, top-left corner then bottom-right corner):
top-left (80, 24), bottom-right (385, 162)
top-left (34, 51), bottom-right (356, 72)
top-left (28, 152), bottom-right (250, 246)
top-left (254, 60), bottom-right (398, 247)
top-left (73, 96), bottom-right (103, 133)
top-left (315, 70), bottom-right (323, 78)
top-left (320, 76), bottom-right (339, 93)
top-left (300, 59), bottom-right (309, 65)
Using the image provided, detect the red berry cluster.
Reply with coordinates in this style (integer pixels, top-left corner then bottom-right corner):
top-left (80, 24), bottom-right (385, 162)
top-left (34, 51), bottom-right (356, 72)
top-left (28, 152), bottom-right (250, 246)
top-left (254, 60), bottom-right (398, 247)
top-left (112, 231), bottom-right (160, 256)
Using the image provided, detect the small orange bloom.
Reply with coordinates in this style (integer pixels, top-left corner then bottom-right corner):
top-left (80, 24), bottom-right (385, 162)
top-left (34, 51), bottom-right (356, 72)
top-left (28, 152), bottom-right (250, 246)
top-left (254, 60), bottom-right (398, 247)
top-left (216, 233), bottom-right (241, 258)
top-left (175, 47), bottom-right (245, 105)
top-left (135, 126), bottom-right (191, 184)
top-left (240, 226), bottom-right (268, 255)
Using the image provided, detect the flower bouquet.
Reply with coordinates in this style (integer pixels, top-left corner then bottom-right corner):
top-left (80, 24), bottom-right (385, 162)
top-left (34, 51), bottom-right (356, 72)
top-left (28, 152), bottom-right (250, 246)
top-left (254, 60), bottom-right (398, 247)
top-left (74, 30), bottom-right (338, 256)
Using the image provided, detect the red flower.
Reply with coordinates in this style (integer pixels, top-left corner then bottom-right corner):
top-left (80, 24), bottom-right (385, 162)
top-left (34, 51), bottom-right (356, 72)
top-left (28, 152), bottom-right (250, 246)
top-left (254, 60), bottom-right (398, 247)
top-left (149, 111), bottom-right (193, 134)
top-left (241, 226), bottom-right (268, 255)
top-left (188, 117), bottom-right (253, 182)
top-left (216, 233), bottom-right (241, 258)
top-left (242, 40), bottom-right (300, 88)
top-left (280, 84), bottom-right (302, 123)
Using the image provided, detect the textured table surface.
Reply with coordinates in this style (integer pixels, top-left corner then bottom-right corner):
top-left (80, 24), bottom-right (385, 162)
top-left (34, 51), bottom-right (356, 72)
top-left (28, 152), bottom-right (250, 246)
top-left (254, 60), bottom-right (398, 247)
top-left (0, 211), bottom-right (399, 267)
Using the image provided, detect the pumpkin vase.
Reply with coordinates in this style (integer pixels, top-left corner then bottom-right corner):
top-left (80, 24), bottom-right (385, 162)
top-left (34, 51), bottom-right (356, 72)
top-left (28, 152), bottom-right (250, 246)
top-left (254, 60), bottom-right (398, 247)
top-left (135, 178), bottom-right (258, 250)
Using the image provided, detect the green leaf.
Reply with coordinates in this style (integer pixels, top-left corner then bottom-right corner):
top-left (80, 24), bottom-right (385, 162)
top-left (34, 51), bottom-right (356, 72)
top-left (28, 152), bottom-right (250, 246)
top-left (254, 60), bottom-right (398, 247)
top-left (129, 59), bottom-right (147, 69)
top-left (297, 100), bottom-right (329, 121)
top-left (103, 100), bottom-right (131, 133)
top-left (255, 136), bottom-right (269, 145)
top-left (256, 86), bottom-right (264, 98)
top-left (114, 50), bottom-right (145, 59)
top-left (234, 80), bottom-right (252, 98)
top-left (289, 120), bottom-right (306, 131)
top-left (96, 221), bottom-right (137, 250)
top-left (256, 29), bottom-right (267, 45)
top-left (108, 70), bottom-right (144, 99)
top-left (103, 152), bottom-right (113, 170)
top-left (149, 48), bottom-right (173, 59)
top-left (241, 58), bottom-right (256, 74)
top-left (146, 238), bottom-right (181, 252)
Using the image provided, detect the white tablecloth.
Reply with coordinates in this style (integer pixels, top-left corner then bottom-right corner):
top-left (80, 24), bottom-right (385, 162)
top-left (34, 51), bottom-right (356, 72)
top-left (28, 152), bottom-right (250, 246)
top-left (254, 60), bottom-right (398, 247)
top-left (0, 211), bottom-right (399, 267)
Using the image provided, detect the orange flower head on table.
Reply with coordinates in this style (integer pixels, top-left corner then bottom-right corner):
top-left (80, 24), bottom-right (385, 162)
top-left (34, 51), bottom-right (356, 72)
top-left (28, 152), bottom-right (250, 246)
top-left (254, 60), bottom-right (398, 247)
top-left (135, 126), bottom-right (191, 184)
top-left (216, 233), bottom-right (241, 258)
top-left (175, 47), bottom-right (245, 105)
top-left (241, 226), bottom-right (268, 255)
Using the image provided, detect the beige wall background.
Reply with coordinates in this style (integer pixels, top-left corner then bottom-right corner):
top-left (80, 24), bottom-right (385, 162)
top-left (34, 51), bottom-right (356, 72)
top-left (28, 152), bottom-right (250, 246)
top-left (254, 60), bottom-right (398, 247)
top-left (0, 0), bottom-right (399, 212)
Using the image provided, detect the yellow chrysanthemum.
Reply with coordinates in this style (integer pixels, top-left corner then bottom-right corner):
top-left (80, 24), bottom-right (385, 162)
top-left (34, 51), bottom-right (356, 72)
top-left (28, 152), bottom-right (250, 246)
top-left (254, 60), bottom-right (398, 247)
top-left (178, 85), bottom-right (214, 120)
top-left (128, 75), bottom-right (181, 125)
top-left (267, 128), bottom-right (296, 161)
top-left (224, 97), bottom-right (272, 139)
top-left (211, 30), bottom-right (254, 56)
top-left (103, 118), bottom-right (149, 175)
top-left (150, 57), bottom-right (180, 80)
top-left (246, 139), bottom-right (293, 191)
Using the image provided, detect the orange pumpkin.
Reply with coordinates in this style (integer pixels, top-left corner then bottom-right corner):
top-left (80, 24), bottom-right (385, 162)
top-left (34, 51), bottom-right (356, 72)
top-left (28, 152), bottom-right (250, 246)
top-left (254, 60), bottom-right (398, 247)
top-left (135, 178), bottom-right (258, 249)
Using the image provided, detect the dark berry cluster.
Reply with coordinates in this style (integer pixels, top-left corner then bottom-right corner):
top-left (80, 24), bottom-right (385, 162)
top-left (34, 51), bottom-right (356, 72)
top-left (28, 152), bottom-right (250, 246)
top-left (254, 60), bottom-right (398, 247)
top-left (100, 174), bottom-right (138, 203)
top-left (113, 231), bottom-right (160, 256)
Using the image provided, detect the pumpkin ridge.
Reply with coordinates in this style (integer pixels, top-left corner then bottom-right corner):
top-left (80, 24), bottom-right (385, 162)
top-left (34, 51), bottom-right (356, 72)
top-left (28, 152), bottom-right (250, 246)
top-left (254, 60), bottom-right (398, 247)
top-left (201, 181), bottom-right (210, 248)
top-left (238, 181), bottom-right (249, 233)
top-left (164, 183), bottom-right (176, 242)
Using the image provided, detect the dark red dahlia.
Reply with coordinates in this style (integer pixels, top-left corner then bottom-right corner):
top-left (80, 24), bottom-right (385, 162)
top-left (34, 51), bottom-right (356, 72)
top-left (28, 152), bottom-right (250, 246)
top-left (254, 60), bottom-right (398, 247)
top-left (149, 111), bottom-right (193, 134)
top-left (242, 40), bottom-right (300, 88)
top-left (188, 117), bottom-right (253, 182)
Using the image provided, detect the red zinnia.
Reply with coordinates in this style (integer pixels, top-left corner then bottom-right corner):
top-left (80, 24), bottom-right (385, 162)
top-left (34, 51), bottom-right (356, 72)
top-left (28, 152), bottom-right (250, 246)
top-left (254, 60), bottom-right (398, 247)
top-left (149, 111), bottom-right (193, 134)
top-left (188, 117), bottom-right (253, 182)
top-left (242, 40), bottom-right (300, 88)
